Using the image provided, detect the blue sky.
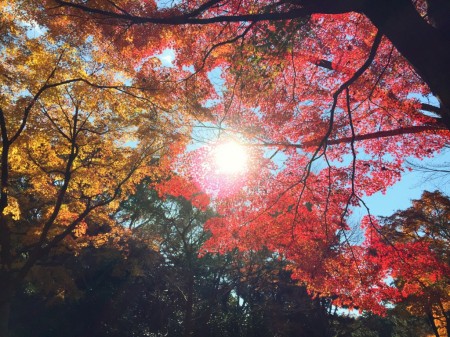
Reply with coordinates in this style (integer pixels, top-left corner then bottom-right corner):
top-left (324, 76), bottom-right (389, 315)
top-left (362, 148), bottom-right (449, 217)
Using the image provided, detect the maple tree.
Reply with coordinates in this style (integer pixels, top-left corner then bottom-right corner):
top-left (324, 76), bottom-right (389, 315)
top-left (11, 0), bottom-right (450, 321)
top-left (364, 191), bottom-right (450, 337)
top-left (0, 2), bottom-right (207, 335)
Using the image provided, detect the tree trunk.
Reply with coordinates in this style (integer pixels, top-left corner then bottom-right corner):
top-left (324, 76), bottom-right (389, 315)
top-left (427, 310), bottom-right (441, 337)
top-left (183, 272), bottom-right (194, 337)
top-left (0, 301), bottom-right (11, 337)
top-left (311, 297), bottom-right (332, 337)
top-left (0, 275), bottom-right (14, 337)
top-left (446, 314), bottom-right (449, 337)
top-left (361, 0), bottom-right (450, 128)
top-left (434, 301), bottom-right (450, 337)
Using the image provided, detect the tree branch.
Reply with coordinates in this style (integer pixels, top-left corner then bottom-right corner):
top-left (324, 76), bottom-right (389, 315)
top-left (53, 0), bottom-right (313, 24)
top-left (257, 124), bottom-right (446, 149)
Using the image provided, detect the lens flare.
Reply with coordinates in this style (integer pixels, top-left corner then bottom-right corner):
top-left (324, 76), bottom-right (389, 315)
top-left (214, 141), bottom-right (248, 174)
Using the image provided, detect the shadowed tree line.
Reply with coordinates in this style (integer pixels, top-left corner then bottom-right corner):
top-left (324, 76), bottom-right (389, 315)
top-left (8, 183), bottom-right (447, 337)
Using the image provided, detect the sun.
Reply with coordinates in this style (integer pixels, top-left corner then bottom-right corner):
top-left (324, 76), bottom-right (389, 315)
top-left (213, 141), bottom-right (248, 174)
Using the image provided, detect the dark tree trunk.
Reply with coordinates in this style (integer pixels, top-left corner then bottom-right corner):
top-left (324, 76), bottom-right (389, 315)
top-left (427, 0), bottom-right (450, 39)
top-left (0, 301), bottom-right (11, 337)
top-left (313, 297), bottom-right (332, 337)
top-left (0, 275), bottom-right (15, 337)
top-left (427, 311), bottom-right (441, 337)
top-left (183, 272), bottom-right (194, 337)
top-left (361, 0), bottom-right (450, 128)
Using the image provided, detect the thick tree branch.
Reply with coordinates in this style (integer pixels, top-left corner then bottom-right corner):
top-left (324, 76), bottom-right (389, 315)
top-left (38, 104), bottom-right (80, 245)
top-left (361, 0), bottom-right (450, 127)
top-left (322, 31), bottom-right (383, 150)
top-left (258, 124), bottom-right (446, 149)
top-left (313, 58), bottom-right (443, 119)
top-left (53, 0), bottom-right (312, 24)
top-left (420, 103), bottom-right (443, 115)
top-left (0, 108), bottom-right (11, 269)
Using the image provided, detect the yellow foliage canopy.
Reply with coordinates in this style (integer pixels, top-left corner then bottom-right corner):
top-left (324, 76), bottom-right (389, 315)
top-left (0, 1), bottom-right (198, 283)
